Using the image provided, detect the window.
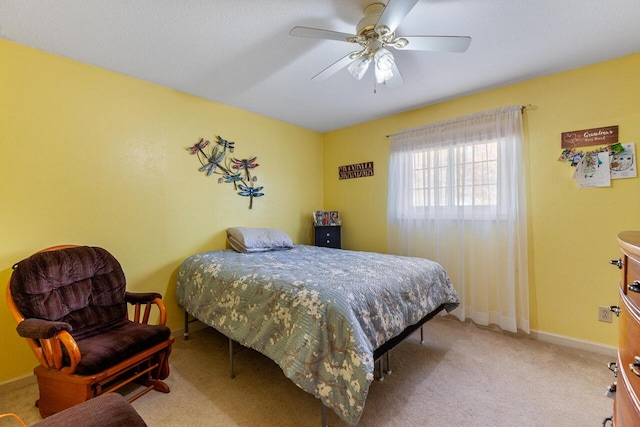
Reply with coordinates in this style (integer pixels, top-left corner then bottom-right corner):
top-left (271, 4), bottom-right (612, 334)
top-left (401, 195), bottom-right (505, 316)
top-left (387, 105), bottom-right (529, 334)
top-left (411, 141), bottom-right (498, 209)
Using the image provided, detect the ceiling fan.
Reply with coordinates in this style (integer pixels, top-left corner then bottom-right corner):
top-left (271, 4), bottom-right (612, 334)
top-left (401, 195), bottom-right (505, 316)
top-left (289, 0), bottom-right (471, 88)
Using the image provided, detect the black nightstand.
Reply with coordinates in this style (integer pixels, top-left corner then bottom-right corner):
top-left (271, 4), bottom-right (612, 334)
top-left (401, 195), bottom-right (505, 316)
top-left (314, 226), bottom-right (341, 249)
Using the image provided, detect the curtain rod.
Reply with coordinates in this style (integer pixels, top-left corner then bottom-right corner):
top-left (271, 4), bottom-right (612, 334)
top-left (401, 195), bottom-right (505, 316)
top-left (385, 104), bottom-right (536, 138)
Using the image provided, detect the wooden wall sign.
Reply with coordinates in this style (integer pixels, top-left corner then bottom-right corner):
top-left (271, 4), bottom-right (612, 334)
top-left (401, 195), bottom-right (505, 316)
top-left (561, 125), bottom-right (618, 148)
top-left (339, 161), bottom-right (374, 180)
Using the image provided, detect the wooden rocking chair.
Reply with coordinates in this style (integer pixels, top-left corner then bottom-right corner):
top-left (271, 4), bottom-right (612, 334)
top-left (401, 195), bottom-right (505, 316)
top-left (6, 245), bottom-right (174, 418)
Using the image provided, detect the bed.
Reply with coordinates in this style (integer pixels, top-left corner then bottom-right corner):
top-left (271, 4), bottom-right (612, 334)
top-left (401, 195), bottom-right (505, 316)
top-left (175, 228), bottom-right (459, 426)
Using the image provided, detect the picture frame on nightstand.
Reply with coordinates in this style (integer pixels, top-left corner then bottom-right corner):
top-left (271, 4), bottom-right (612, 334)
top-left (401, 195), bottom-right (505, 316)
top-left (313, 210), bottom-right (341, 226)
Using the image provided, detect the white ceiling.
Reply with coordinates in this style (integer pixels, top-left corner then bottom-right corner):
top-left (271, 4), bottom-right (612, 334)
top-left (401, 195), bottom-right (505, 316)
top-left (1, 0), bottom-right (639, 133)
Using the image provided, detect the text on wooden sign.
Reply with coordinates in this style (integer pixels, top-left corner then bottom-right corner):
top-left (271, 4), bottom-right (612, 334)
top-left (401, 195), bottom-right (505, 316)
top-left (339, 161), bottom-right (374, 180)
top-left (561, 125), bottom-right (618, 148)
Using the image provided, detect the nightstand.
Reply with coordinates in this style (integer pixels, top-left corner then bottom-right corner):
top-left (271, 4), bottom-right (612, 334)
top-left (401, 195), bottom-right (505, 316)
top-left (314, 226), bottom-right (341, 249)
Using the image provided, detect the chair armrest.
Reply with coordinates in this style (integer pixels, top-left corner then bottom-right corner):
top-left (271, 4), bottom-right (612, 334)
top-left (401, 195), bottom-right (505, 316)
top-left (125, 292), bottom-right (167, 325)
top-left (125, 291), bottom-right (162, 304)
top-left (16, 318), bottom-right (72, 339)
top-left (16, 320), bottom-right (81, 374)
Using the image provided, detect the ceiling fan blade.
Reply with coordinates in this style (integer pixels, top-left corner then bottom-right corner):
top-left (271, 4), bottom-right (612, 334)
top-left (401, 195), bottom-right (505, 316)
top-left (376, 0), bottom-right (419, 34)
top-left (311, 52), bottom-right (356, 81)
top-left (289, 26), bottom-right (357, 43)
top-left (384, 62), bottom-right (404, 89)
top-left (396, 36), bottom-right (472, 52)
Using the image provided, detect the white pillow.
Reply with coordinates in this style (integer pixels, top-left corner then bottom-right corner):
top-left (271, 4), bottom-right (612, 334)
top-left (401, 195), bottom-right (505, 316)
top-left (226, 227), bottom-right (294, 253)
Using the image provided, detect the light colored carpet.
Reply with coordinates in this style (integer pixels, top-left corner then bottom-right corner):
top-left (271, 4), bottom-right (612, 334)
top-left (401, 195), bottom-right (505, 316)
top-left (0, 316), bottom-right (615, 426)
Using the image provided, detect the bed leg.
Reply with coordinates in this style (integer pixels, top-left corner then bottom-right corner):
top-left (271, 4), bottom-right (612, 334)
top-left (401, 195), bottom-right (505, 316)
top-left (321, 403), bottom-right (328, 427)
top-left (229, 337), bottom-right (235, 379)
top-left (376, 358), bottom-right (385, 381)
top-left (420, 325), bottom-right (424, 344)
top-left (385, 351), bottom-right (392, 374)
top-left (184, 311), bottom-right (189, 341)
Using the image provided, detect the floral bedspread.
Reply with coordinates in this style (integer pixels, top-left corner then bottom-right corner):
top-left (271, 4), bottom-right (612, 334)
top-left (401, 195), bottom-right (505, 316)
top-left (175, 245), bottom-right (459, 425)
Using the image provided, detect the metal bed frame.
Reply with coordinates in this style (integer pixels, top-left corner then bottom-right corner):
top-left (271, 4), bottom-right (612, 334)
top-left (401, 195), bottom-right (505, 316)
top-left (183, 303), bottom-right (446, 426)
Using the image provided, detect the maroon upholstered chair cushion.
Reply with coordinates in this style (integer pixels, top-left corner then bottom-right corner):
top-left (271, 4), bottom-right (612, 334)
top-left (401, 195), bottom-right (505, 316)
top-left (10, 246), bottom-right (171, 375)
top-left (73, 319), bottom-right (171, 375)
top-left (10, 246), bottom-right (127, 334)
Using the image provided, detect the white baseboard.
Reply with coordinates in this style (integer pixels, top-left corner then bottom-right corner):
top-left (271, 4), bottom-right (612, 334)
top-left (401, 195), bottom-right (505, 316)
top-left (0, 373), bottom-right (36, 393)
top-left (530, 329), bottom-right (617, 358)
top-left (171, 319), bottom-right (209, 338)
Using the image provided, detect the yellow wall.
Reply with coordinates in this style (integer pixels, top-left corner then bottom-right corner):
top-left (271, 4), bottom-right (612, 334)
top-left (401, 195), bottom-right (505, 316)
top-left (324, 52), bottom-right (640, 348)
top-left (2, 35), bottom-right (638, 385)
top-left (0, 39), bottom-right (323, 383)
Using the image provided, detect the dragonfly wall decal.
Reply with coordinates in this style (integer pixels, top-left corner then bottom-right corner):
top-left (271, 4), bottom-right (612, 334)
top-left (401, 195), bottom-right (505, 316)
top-left (187, 135), bottom-right (264, 209)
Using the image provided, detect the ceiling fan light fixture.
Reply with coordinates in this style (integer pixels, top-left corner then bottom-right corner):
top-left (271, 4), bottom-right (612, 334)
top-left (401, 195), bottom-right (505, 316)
top-left (375, 65), bottom-right (393, 84)
top-left (348, 57), bottom-right (371, 80)
top-left (374, 48), bottom-right (395, 83)
top-left (375, 48), bottom-right (395, 71)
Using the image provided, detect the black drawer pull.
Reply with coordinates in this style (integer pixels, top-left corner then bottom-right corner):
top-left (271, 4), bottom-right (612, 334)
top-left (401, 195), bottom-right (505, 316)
top-left (609, 306), bottom-right (621, 317)
top-left (609, 361), bottom-right (618, 376)
top-left (629, 280), bottom-right (640, 293)
top-left (610, 258), bottom-right (623, 269)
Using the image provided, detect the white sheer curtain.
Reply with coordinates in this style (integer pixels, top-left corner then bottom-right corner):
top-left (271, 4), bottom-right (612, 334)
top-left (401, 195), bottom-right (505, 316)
top-left (387, 105), bottom-right (529, 333)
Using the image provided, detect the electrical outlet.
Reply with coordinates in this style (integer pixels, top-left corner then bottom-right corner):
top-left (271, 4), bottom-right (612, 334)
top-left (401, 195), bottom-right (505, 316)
top-left (598, 306), bottom-right (613, 323)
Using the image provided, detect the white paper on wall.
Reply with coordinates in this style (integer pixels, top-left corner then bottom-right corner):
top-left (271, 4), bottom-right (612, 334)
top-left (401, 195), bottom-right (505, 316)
top-left (575, 152), bottom-right (611, 188)
top-left (610, 142), bottom-right (636, 179)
